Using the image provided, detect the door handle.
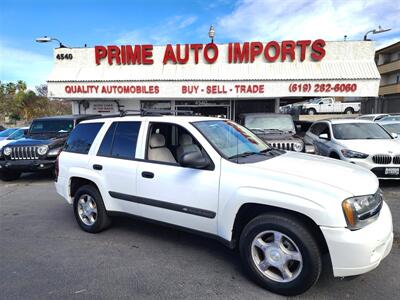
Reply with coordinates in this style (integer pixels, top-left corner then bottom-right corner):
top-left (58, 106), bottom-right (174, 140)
top-left (93, 164), bottom-right (103, 170)
top-left (142, 171), bottom-right (154, 179)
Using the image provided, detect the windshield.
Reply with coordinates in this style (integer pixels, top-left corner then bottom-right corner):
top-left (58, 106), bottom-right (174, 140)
top-left (7, 128), bottom-right (26, 140)
top-left (381, 123), bottom-right (400, 134)
top-left (332, 123), bottom-right (392, 140)
top-left (244, 115), bottom-right (295, 132)
top-left (193, 120), bottom-right (270, 159)
top-left (380, 116), bottom-right (400, 122)
top-left (0, 128), bottom-right (18, 137)
top-left (29, 119), bottom-right (74, 134)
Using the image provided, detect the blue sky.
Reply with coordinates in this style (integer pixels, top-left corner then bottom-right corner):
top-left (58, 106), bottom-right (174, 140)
top-left (0, 0), bottom-right (399, 89)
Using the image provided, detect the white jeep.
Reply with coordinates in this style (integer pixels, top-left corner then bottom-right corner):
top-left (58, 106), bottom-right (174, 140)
top-left (55, 113), bottom-right (393, 296)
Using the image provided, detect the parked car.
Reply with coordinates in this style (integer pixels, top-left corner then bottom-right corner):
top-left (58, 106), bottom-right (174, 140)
top-left (0, 128), bottom-right (18, 141)
top-left (305, 119), bottom-right (400, 179)
top-left (378, 120), bottom-right (400, 136)
top-left (238, 113), bottom-right (314, 153)
top-left (358, 114), bottom-right (389, 121)
top-left (0, 115), bottom-right (99, 181)
top-left (302, 98), bottom-right (361, 115)
top-left (0, 127), bottom-right (29, 150)
top-left (55, 114), bottom-right (392, 296)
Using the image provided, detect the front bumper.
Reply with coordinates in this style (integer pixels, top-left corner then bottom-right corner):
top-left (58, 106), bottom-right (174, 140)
top-left (345, 158), bottom-right (400, 179)
top-left (0, 159), bottom-right (55, 173)
top-left (320, 202), bottom-right (393, 277)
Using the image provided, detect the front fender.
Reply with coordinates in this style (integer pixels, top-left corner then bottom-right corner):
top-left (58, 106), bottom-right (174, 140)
top-left (217, 186), bottom-right (344, 242)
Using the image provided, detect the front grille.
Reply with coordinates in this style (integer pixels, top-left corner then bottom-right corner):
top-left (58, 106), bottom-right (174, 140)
top-left (372, 154), bottom-right (392, 165)
top-left (393, 155), bottom-right (400, 164)
top-left (270, 142), bottom-right (294, 151)
top-left (10, 146), bottom-right (39, 160)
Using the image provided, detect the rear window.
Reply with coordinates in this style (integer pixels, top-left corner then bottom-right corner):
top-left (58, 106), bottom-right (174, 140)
top-left (97, 121), bottom-right (141, 160)
top-left (64, 123), bottom-right (104, 154)
top-left (30, 119), bottom-right (74, 134)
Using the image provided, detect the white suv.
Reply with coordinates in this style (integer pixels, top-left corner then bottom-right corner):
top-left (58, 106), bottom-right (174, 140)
top-left (55, 114), bottom-right (393, 296)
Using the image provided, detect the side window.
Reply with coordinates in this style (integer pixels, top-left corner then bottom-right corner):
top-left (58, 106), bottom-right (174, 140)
top-left (97, 121), bottom-right (141, 160)
top-left (146, 122), bottom-right (207, 165)
top-left (320, 124), bottom-right (330, 137)
top-left (310, 123), bottom-right (322, 135)
top-left (64, 122), bottom-right (103, 154)
top-left (97, 122), bottom-right (117, 156)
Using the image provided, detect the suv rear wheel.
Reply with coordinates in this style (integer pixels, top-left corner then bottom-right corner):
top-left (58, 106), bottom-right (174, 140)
top-left (239, 213), bottom-right (322, 296)
top-left (0, 171), bottom-right (21, 181)
top-left (73, 185), bottom-right (111, 233)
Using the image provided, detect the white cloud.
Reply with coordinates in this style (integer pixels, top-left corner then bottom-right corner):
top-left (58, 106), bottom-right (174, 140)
top-left (0, 42), bottom-right (52, 90)
top-left (115, 15), bottom-right (198, 45)
top-left (217, 0), bottom-right (400, 48)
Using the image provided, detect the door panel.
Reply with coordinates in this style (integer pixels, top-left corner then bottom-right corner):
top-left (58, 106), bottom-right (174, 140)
top-left (135, 162), bottom-right (219, 234)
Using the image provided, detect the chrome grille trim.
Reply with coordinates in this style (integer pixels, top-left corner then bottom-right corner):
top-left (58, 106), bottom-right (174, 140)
top-left (372, 154), bottom-right (392, 165)
top-left (9, 146), bottom-right (39, 160)
top-left (270, 142), bottom-right (294, 151)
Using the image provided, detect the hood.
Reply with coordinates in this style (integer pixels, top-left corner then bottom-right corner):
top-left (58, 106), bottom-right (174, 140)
top-left (337, 139), bottom-right (400, 155)
top-left (248, 151), bottom-right (378, 196)
top-left (7, 135), bottom-right (66, 148)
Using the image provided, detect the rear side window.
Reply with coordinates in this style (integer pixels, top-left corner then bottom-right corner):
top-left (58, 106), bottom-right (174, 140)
top-left (64, 123), bottom-right (103, 154)
top-left (97, 121), bottom-right (141, 159)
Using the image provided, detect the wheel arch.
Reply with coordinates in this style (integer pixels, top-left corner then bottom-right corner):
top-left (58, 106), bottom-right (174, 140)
top-left (230, 203), bottom-right (329, 255)
top-left (69, 176), bottom-right (101, 199)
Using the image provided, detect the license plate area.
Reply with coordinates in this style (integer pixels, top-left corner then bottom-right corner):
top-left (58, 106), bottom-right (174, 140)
top-left (385, 167), bottom-right (400, 175)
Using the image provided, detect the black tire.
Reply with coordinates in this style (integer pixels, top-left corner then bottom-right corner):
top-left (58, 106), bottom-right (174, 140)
top-left (329, 152), bottom-right (340, 159)
top-left (239, 213), bottom-right (322, 296)
top-left (307, 108), bottom-right (317, 115)
top-left (344, 107), bottom-right (354, 115)
top-left (0, 171), bottom-right (21, 181)
top-left (73, 184), bottom-right (111, 233)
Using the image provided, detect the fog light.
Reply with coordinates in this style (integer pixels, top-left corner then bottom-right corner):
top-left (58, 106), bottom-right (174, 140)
top-left (40, 164), bottom-right (44, 168)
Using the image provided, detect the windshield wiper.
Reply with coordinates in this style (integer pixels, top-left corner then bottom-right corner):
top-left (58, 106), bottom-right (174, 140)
top-left (264, 128), bottom-right (285, 133)
top-left (228, 149), bottom-right (271, 160)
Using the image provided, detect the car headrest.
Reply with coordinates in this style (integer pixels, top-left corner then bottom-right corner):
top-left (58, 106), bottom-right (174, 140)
top-left (150, 133), bottom-right (166, 148)
top-left (180, 134), bottom-right (193, 145)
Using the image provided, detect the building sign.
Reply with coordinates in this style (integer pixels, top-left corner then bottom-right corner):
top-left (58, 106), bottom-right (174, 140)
top-left (94, 40), bottom-right (326, 65)
top-left (47, 41), bottom-right (380, 99)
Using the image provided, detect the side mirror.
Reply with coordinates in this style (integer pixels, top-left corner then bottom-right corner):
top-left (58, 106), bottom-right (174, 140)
top-left (319, 102), bottom-right (323, 105)
top-left (391, 133), bottom-right (398, 139)
top-left (319, 133), bottom-right (329, 140)
top-left (179, 150), bottom-right (210, 169)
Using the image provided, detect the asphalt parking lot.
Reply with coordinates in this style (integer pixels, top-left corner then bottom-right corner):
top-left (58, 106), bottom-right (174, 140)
top-left (1, 174), bottom-right (399, 299)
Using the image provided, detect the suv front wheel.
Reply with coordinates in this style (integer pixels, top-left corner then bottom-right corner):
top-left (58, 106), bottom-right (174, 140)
top-left (73, 185), bottom-right (111, 233)
top-left (239, 213), bottom-right (322, 296)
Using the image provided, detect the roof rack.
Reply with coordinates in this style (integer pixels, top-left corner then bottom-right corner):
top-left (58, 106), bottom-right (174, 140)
top-left (119, 109), bottom-right (193, 117)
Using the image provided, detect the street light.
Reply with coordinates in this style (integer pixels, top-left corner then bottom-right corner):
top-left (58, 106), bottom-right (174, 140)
top-left (208, 25), bottom-right (215, 43)
top-left (363, 26), bottom-right (391, 41)
top-left (35, 36), bottom-right (67, 48)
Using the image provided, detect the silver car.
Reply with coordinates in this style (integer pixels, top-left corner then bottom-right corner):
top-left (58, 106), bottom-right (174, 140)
top-left (304, 119), bottom-right (400, 179)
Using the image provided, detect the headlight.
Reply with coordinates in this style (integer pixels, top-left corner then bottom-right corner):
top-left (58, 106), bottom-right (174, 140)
top-left (293, 141), bottom-right (304, 152)
top-left (341, 149), bottom-right (368, 159)
top-left (342, 190), bottom-right (383, 230)
top-left (47, 147), bottom-right (62, 157)
top-left (3, 147), bottom-right (12, 156)
top-left (37, 145), bottom-right (49, 156)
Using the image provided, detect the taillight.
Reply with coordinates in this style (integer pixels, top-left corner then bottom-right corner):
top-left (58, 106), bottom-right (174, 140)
top-left (54, 153), bottom-right (60, 181)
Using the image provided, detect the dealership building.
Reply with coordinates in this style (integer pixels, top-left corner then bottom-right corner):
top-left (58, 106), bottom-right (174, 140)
top-left (47, 40), bottom-right (380, 119)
